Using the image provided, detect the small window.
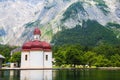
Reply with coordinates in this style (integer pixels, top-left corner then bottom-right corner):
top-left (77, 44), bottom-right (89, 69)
top-left (46, 55), bottom-right (48, 61)
top-left (25, 55), bottom-right (27, 61)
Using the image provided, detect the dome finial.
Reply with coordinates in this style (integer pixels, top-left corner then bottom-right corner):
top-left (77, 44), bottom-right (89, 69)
top-left (34, 27), bottom-right (41, 35)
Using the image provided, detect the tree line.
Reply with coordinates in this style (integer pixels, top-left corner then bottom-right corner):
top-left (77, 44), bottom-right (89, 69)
top-left (53, 43), bottom-right (120, 67)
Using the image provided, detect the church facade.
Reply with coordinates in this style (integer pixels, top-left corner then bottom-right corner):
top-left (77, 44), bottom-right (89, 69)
top-left (21, 28), bottom-right (52, 68)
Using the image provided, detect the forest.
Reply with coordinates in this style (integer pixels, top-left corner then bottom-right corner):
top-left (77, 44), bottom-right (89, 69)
top-left (53, 44), bottom-right (120, 67)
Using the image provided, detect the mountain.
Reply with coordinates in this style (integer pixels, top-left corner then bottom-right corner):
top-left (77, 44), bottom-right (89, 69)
top-left (0, 0), bottom-right (120, 46)
top-left (51, 20), bottom-right (120, 46)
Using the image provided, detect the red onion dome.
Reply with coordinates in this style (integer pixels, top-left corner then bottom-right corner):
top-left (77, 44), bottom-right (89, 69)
top-left (34, 27), bottom-right (41, 35)
top-left (42, 41), bottom-right (51, 52)
top-left (31, 40), bottom-right (43, 50)
top-left (22, 41), bottom-right (32, 51)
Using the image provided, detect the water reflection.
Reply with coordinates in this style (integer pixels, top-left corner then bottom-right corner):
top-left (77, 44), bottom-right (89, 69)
top-left (20, 70), bottom-right (52, 80)
top-left (10, 70), bottom-right (20, 80)
top-left (0, 69), bottom-right (120, 80)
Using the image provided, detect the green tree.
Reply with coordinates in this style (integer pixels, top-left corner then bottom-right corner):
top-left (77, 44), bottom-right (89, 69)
top-left (54, 50), bottom-right (66, 66)
top-left (0, 44), bottom-right (16, 63)
top-left (110, 54), bottom-right (120, 67)
top-left (53, 45), bottom-right (84, 67)
top-left (65, 48), bottom-right (83, 67)
top-left (114, 45), bottom-right (120, 55)
top-left (93, 44), bottom-right (115, 58)
top-left (10, 52), bottom-right (21, 67)
top-left (94, 55), bottom-right (111, 67)
top-left (83, 51), bottom-right (96, 67)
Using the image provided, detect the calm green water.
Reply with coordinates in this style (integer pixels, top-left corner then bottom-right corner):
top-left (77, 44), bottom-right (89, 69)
top-left (0, 69), bottom-right (120, 80)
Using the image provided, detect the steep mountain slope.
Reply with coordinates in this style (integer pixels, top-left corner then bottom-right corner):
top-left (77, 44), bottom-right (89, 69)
top-left (0, 0), bottom-right (120, 46)
top-left (51, 20), bottom-right (120, 46)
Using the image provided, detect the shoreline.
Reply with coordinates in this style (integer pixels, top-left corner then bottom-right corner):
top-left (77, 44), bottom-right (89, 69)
top-left (97, 67), bottom-right (120, 70)
top-left (1, 67), bottom-right (120, 70)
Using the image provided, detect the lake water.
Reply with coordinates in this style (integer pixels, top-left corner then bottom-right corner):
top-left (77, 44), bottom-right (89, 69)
top-left (0, 69), bottom-right (120, 80)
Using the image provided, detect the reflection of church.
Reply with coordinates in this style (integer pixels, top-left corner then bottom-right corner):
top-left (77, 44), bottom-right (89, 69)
top-left (21, 28), bottom-right (52, 68)
top-left (20, 70), bottom-right (52, 80)
top-left (9, 70), bottom-right (52, 80)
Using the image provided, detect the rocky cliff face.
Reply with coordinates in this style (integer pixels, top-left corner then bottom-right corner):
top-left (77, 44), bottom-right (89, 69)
top-left (0, 0), bottom-right (120, 46)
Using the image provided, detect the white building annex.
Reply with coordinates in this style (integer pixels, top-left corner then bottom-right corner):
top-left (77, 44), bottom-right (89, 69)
top-left (21, 28), bottom-right (52, 68)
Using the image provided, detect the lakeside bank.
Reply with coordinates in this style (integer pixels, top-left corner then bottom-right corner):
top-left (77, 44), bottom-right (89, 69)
top-left (1, 67), bottom-right (120, 70)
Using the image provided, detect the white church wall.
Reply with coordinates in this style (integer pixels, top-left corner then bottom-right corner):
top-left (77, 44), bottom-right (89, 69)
top-left (29, 51), bottom-right (44, 68)
top-left (21, 51), bottom-right (30, 68)
top-left (44, 52), bottom-right (52, 68)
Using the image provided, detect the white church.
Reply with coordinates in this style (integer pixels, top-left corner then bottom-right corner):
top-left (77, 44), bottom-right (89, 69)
top-left (21, 28), bottom-right (52, 68)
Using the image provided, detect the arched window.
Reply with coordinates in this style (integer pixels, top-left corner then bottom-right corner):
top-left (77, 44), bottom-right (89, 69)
top-left (25, 55), bottom-right (27, 61)
top-left (46, 55), bottom-right (48, 61)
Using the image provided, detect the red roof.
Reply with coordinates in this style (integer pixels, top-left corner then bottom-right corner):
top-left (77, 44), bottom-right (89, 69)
top-left (31, 40), bottom-right (42, 50)
top-left (42, 41), bottom-right (51, 51)
top-left (22, 40), bottom-right (51, 52)
top-left (34, 27), bottom-right (41, 35)
top-left (22, 41), bottom-right (32, 51)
